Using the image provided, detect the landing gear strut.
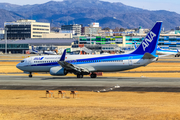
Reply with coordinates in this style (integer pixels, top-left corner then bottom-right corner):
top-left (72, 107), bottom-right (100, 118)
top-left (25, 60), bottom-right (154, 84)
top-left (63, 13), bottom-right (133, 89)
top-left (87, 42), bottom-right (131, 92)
top-left (77, 74), bottom-right (83, 78)
top-left (90, 73), bottom-right (97, 78)
top-left (29, 72), bottom-right (32, 78)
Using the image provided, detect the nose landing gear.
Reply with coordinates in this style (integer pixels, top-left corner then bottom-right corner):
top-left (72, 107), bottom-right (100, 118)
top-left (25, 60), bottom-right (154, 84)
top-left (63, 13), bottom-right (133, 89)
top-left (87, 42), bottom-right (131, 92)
top-left (29, 72), bottom-right (32, 78)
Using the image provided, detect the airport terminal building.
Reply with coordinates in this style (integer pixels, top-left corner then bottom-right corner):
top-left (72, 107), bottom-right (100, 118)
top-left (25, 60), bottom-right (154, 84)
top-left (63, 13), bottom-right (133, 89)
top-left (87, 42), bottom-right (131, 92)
top-left (76, 35), bottom-right (180, 50)
top-left (0, 38), bottom-right (75, 54)
top-left (125, 35), bottom-right (180, 50)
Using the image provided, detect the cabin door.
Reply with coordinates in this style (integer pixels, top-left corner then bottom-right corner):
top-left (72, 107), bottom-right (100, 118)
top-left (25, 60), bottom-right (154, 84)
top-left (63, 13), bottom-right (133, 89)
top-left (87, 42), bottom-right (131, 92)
top-left (128, 56), bottom-right (133, 66)
top-left (28, 58), bottom-right (32, 65)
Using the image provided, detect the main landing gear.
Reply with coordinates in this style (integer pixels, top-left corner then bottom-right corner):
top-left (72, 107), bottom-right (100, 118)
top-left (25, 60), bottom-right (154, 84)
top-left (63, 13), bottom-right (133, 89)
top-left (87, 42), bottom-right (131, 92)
top-left (90, 73), bottom-right (97, 78)
top-left (175, 54), bottom-right (180, 57)
top-left (29, 72), bottom-right (32, 78)
top-left (77, 74), bottom-right (83, 78)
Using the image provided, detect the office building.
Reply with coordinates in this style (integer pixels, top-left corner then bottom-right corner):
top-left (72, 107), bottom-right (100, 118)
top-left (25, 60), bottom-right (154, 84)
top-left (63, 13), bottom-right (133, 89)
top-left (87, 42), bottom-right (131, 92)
top-left (89, 22), bottom-right (99, 27)
top-left (61, 24), bottom-right (82, 35)
top-left (82, 22), bottom-right (101, 36)
top-left (82, 27), bottom-right (102, 36)
top-left (4, 19), bottom-right (50, 39)
top-left (0, 29), bottom-right (4, 39)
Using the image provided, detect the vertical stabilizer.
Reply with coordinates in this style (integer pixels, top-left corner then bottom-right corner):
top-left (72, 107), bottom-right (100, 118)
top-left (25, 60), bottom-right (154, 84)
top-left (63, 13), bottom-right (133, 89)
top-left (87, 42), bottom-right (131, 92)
top-left (131, 22), bottom-right (162, 55)
top-left (32, 46), bottom-right (38, 52)
top-left (157, 46), bottom-right (162, 50)
top-left (134, 41), bottom-right (137, 49)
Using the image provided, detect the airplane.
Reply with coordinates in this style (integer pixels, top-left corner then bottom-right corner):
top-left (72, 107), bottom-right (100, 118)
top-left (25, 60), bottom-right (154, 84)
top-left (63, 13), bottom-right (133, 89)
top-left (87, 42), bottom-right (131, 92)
top-left (30, 46), bottom-right (57, 55)
top-left (156, 46), bottom-right (180, 57)
top-left (16, 21), bottom-right (162, 78)
top-left (134, 41), bottom-right (180, 57)
top-left (134, 41), bottom-right (138, 49)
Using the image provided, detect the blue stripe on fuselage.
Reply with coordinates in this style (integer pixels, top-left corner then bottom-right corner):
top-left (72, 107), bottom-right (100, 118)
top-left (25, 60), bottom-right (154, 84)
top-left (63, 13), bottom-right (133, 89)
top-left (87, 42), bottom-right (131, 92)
top-left (31, 54), bottom-right (146, 67)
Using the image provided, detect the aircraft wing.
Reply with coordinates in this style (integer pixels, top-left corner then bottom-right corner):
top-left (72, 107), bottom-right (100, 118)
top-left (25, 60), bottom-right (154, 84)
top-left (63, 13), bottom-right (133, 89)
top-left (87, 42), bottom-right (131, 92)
top-left (57, 49), bottom-right (90, 74)
top-left (58, 61), bottom-right (89, 74)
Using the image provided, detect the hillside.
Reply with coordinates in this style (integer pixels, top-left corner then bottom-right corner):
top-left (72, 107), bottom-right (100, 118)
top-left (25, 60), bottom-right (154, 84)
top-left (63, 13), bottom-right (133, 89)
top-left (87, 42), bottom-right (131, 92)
top-left (0, 9), bottom-right (24, 27)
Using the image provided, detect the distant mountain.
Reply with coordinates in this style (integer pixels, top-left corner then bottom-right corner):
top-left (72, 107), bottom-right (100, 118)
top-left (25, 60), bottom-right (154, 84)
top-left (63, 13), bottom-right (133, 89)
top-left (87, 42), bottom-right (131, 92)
top-left (0, 9), bottom-right (24, 27)
top-left (0, 3), bottom-right (20, 11)
top-left (0, 0), bottom-right (180, 30)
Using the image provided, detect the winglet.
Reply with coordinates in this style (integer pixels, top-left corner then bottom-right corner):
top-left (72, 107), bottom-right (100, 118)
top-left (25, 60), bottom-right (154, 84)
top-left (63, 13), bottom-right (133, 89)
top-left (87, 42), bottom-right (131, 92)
top-left (177, 49), bottom-right (179, 53)
top-left (157, 46), bottom-right (161, 50)
top-left (60, 49), bottom-right (66, 61)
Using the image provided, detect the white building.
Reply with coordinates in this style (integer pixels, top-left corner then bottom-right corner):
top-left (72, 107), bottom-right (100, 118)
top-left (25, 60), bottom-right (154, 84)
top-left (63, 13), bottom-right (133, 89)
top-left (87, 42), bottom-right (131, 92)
top-left (90, 22), bottom-right (99, 27)
top-left (0, 29), bottom-right (4, 39)
top-left (4, 19), bottom-right (50, 39)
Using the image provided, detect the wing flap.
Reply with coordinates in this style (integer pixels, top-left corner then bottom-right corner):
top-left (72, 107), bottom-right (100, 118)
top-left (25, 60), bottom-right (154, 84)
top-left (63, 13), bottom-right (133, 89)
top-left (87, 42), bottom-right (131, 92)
top-left (58, 61), bottom-right (81, 72)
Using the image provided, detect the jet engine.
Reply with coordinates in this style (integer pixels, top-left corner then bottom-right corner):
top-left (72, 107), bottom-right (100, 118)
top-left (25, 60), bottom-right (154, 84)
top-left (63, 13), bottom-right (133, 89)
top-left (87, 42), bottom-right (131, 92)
top-left (50, 66), bottom-right (68, 76)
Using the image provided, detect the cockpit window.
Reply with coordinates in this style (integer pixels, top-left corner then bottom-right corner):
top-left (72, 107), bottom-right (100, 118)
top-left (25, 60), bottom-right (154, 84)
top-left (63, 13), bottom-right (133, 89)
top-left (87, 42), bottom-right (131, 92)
top-left (21, 60), bottom-right (25, 63)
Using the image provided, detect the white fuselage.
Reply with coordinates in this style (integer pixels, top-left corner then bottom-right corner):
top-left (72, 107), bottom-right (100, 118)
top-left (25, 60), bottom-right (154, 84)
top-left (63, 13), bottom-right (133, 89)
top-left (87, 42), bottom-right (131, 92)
top-left (16, 54), bottom-right (157, 73)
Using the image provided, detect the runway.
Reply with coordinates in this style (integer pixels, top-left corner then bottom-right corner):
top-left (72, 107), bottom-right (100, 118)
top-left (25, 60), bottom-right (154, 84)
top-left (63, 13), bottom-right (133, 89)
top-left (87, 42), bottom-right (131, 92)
top-left (1, 75), bottom-right (180, 92)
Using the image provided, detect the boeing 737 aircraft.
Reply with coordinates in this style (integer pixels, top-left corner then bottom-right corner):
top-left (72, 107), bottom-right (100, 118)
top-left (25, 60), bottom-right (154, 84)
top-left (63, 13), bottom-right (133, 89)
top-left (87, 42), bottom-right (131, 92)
top-left (156, 47), bottom-right (180, 57)
top-left (16, 21), bottom-right (162, 78)
top-left (31, 46), bottom-right (57, 55)
top-left (134, 40), bottom-right (180, 57)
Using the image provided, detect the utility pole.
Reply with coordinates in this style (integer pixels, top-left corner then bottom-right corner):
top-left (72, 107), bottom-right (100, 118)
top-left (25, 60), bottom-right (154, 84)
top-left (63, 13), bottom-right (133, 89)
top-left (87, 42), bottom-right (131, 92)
top-left (90, 29), bottom-right (91, 45)
top-left (5, 28), bottom-right (7, 54)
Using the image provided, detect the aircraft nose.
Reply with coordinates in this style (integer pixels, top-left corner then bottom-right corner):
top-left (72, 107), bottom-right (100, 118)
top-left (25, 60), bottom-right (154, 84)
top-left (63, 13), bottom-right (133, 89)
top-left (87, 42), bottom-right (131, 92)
top-left (16, 63), bottom-right (20, 69)
top-left (16, 63), bottom-right (22, 70)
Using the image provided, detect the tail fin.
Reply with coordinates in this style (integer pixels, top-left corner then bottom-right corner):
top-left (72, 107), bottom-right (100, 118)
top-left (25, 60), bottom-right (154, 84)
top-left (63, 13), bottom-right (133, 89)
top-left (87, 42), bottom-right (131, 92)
top-left (157, 46), bottom-right (162, 50)
top-left (134, 41), bottom-right (137, 49)
top-left (131, 21), bottom-right (162, 55)
top-left (32, 46), bottom-right (35, 51)
top-left (32, 46), bottom-right (38, 52)
top-left (177, 49), bottom-right (179, 53)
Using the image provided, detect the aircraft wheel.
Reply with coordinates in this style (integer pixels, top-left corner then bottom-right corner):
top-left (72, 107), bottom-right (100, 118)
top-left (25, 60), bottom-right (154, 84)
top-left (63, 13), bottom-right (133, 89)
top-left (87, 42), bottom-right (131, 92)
top-left (77, 74), bottom-right (83, 78)
top-left (80, 74), bottom-right (83, 78)
top-left (90, 73), bottom-right (97, 78)
top-left (29, 74), bottom-right (32, 78)
top-left (29, 72), bottom-right (32, 78)
top-left (77, 74), bottom-right (80, 78)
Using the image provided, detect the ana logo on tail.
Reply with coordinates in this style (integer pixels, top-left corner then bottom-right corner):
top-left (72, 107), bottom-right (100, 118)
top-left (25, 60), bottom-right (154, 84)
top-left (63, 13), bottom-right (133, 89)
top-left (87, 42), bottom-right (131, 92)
top-left (142, 31), bottom-right (156, 51)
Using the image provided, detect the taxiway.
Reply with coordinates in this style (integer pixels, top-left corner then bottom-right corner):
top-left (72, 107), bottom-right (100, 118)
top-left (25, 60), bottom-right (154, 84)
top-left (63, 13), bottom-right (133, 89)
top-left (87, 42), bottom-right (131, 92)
top-left (0, 75), bottom-right (180, 92)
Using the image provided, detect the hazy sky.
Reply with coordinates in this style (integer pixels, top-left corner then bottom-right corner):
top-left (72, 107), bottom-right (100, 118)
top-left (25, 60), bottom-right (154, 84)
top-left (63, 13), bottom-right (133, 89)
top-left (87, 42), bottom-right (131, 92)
top-left (1, 0), bottom-right (180, 14)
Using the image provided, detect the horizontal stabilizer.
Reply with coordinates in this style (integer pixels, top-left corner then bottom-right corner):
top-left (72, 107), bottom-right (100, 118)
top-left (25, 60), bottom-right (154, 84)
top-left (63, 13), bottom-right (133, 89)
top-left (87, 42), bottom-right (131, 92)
top-left (142, 53), bottom-right (156, 59)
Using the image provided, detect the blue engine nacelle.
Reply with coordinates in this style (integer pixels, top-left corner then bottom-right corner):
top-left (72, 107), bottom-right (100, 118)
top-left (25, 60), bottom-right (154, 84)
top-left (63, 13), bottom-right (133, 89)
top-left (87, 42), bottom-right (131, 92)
top-left (50, 66), bottom-right (68, 76)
